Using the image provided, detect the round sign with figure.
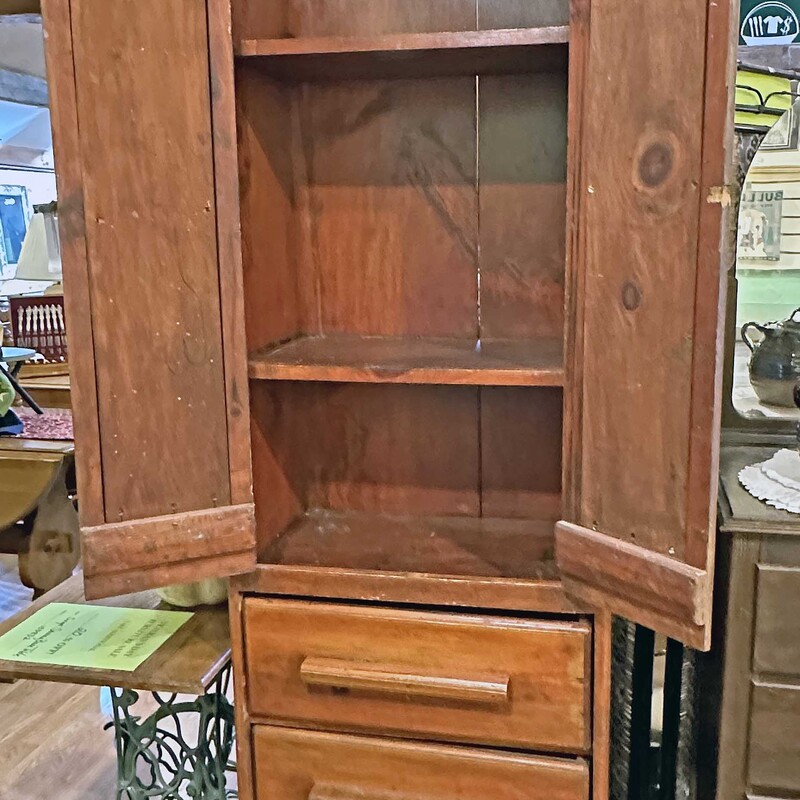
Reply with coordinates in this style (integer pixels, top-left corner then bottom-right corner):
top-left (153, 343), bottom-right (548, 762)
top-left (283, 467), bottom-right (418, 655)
top-left (741, 1), bottom-right (800, 45)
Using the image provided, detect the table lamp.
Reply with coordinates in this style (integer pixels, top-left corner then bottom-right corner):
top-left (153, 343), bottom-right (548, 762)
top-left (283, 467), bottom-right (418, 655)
top-left (12, 201), bottom-right (62, 295)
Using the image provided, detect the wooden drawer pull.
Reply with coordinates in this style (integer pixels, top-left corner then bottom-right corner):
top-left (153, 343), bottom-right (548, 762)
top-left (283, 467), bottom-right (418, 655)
top-left (310, 782), bottom-right (432, 800)
top-left (299, 657), bottom-right (510, 705)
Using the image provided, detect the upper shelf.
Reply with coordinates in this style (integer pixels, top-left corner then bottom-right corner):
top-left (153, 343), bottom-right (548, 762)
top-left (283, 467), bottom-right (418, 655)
top-left (235, 26), bottom-right (569, 80)
top-left (248, 334), bottom-right (564, 387)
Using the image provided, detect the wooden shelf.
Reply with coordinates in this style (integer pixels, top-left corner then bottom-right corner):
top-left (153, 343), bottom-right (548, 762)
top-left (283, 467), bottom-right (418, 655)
top-left (260, 508), bottom-right (559, 581)
top-left (248, 335), bottom-right (564, 387)
top-left (235, 27), bottom-right (569, 80)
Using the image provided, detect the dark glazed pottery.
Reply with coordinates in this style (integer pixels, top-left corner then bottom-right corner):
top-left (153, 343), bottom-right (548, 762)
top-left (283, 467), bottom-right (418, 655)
top-left (743, 308), bottom-right (800, 407)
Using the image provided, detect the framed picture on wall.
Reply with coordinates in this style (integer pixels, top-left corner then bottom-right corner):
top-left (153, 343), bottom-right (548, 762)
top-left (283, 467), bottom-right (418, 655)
top-left (739, 188), bottom-right (784, 261)
top-left (0, 185), bottom-right (31, 268)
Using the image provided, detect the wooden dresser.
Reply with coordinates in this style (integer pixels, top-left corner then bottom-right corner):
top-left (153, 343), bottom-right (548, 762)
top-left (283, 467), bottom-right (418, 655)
top-left (40, 1), bottom-right (738, 798)
top-left (702, 442), bottom-right (800, 800)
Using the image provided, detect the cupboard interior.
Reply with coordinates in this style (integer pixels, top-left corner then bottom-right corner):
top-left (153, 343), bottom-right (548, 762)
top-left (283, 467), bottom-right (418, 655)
top-left (251, 382), bottom-right (562, 578)
top-left (232, 0), bottom-right (571, 41)
top-left (237, 36), bottom-right (568, 582)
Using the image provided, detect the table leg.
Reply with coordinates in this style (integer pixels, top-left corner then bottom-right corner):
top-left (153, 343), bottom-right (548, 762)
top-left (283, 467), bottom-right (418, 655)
top-left (108, 664), bottom-right (237, 799)
top-left (0, 362), bottom-right (43, 415)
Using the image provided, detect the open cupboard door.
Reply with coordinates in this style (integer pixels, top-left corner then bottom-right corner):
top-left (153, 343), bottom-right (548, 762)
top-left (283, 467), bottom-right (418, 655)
top-left (41, 0), bottom-right (255, 598)
top-left (556, 0), bottom-right (737, 651)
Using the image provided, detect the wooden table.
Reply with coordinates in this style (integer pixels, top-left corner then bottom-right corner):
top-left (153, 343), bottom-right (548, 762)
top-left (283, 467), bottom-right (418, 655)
top-left (0, 438), bottom-right (78, 595)
top-left (0, 574), bottom-right (235, 798)
top-left (700, 442), bottom-right (800, 800)
top-left (1, 347), bottom-right (43, 414)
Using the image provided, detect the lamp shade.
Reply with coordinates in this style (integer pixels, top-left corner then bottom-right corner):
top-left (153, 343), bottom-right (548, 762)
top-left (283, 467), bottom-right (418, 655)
top-left (14, 205), bottom-right (61, 283)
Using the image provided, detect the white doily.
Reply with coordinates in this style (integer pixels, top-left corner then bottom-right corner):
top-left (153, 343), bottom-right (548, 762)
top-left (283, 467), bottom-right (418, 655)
top-left (739, 448), bottom-right (800, 513)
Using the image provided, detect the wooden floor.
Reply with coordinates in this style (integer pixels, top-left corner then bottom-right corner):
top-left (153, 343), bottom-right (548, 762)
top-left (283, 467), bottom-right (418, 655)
top-left (0, 554), bottom-right (33, 621)
top-left (0, 555), bottom-right (118, 800)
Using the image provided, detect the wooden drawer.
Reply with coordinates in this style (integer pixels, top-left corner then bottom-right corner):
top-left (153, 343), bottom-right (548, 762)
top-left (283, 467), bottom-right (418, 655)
top-left (754, 566), bottom-right (800, 676)
top-left (749, 682), bottom-right (800, 795)
top-left (244, 599), bottom-right (591, 753)
top-left (253, 726), bottom-right (590, 800)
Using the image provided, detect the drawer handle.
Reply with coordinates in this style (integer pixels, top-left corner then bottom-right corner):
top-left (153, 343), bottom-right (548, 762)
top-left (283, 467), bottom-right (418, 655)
top-left (299, 656), bottom-right (510, 705)
top-left (310, 782), bottom-right (432, 800)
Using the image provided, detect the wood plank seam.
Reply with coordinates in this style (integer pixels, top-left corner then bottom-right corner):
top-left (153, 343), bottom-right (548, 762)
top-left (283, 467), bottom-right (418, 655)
top-left (41, 0), bottom-right (107, 525)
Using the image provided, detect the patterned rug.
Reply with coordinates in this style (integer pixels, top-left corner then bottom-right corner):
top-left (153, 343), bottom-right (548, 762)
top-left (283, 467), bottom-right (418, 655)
top-left (12, 406), bottom-right (74, 441)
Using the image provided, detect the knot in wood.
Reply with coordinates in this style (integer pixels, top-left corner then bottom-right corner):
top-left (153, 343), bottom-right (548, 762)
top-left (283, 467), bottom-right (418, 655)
top-left (638, 141), bottom-right (673, 188)
top-left (621, 281), bottom-right (642, 311)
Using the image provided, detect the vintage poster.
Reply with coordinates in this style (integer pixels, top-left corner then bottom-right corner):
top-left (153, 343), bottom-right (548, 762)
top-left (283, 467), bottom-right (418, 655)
top-left (738, 188), bottom-right (784, 262)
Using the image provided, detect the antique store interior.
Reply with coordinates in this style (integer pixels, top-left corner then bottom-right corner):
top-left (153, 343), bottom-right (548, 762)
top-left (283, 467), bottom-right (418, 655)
top-left (1, 1), bottom-right (800, 799)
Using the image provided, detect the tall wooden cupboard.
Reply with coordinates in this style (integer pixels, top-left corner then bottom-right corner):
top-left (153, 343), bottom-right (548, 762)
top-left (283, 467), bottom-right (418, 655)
top-left (40, 0), bottom-right (737, 797)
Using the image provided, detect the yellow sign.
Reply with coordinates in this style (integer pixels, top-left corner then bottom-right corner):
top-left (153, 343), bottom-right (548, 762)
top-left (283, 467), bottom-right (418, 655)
top-left (0, 603), bottom-right (193, 671)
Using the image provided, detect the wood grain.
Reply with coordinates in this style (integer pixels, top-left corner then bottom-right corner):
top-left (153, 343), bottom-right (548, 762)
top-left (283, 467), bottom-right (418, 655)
top-left (245, 599), bottom-right (591, 753)
top-left (260, 509), bottom-right (559, 580)
top-left (748, 681), bottom-right (800, 795)
top-left (0, 573), bottom-right (230, 693)
top-left (237, 27), bottom-right (569, 56)
top-left (40, 0), bottom-right (105, 526)
top-left (712, 530), bottom-right (761, 800)
top-left (209, 0), bottom-right (255, 506)
top-left (684, 0), bottom-right (737, 569)
top-left (479, 72), bottom-right (567, 341)
top-left (0, 448), bottom-right (65, 528)
top-left (249, 334), bottom-right (564, 386)
top-left (229, 588), bottom-right (255, 800)
top-left (293, 78), bottom-right (478, 338)
top-left (247, 43), bottom-right (568, 82)
top-left (556, 522), bottom-right (710, 649)
top-left (82, 504), bottom-right (256, 599)
top-left (71, 0), bottom-right (230, 521)
top-left (0, 679), bottom-right (116, 800)
top-left (299, 656), bottom-right (510, 705)
top-left (235, 1), bottom-right (476, 40)
top-left (753, 565), bottom-right (800, 677)
top-left (253, 726), bottom-right (590, 800)
top-left (480, 387), bottom-right (562, 519)
top-left (558, 0), bottom-right (734, 648)
top-left (592, 611), bottom-right (612, 800)
top-left (235, 559), bottom-right (578, 615)
top-left (237, 67), bottom-right (301, 352)
top-left (251, 382), bottom-right (480, 518)
top-left (478, 0), bottom-right (570, 29)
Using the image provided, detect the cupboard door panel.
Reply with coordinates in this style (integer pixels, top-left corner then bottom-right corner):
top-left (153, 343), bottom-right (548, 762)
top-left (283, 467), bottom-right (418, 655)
top-left (253, 726), bottom-right (590, 800)
top-left (43, 0), bottom-right (255, 597)
top-left (556, 0), bottom-right (736, 649)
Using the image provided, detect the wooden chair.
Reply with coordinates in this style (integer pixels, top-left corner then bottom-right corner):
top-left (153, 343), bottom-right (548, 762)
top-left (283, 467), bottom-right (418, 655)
top-left (9, 295), bottom-right (68, 365)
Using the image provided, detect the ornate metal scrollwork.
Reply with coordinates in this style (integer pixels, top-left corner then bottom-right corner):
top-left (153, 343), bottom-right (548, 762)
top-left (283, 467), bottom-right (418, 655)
top-left (108, 665), bottom-right (236, 799)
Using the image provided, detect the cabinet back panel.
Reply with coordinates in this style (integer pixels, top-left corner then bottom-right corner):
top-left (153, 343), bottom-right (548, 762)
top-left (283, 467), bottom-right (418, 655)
top-left (482, 387), bottom-right (562, 520)
top-left (233, 1), bottom-right (570, 40)
top-left (250, 382), bottom-right (563, 549)
top-left (479, 73), bottom-right (567, 340)
top-left (251, 381), bottom-right (481, 519)
top-left (239, 71), bottom-right (567, 345)
top-left (70, 0), bottom-right (231, 520)
top-left (479, 0), bottom-right (570, 29)
top-left (294, 78), bottom-right (479, 337)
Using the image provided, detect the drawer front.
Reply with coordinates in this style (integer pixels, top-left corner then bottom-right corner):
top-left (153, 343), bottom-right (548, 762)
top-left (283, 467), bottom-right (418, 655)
top-left (244, 599), bottom-right (591, 753)
top-left (754, 566), bottom-right (800, 676)
top-left (748, 682), bottom-right (800, 794)
top-left (253, 726), bottom-right (590, 800)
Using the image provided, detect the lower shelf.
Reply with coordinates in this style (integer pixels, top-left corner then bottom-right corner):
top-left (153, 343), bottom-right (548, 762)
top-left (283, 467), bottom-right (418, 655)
top-left (260, 509), bottom-right (559, 580)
